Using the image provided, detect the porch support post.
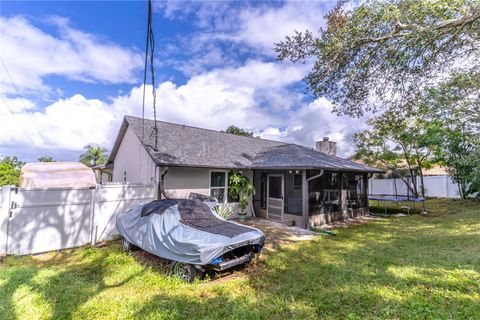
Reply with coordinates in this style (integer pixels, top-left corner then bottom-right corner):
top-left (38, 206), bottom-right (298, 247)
top-left (302, 170), bottom-right (308, 229)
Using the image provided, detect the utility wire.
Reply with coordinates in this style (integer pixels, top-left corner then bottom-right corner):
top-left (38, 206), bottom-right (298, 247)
top-left (141, 0), bottom-right (159, 151)
top-left (141, 0), bottom-right (150, 144)
top-left (0, 56), bottom-right (47, 157)
top-left (0, 95), bottom-right (43, 156)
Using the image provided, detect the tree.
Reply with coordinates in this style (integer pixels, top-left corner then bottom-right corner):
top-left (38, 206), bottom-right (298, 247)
top-left (37, 156), bottom-right (55, 162)
top-left (354, 111), bottom-right (437, 197)
top-left (0, 156), bottom-right (25, 186)
top-left (79, 145), bottom-right (108, 167)
top-left (224, 125), bottom-right (254, 137)
top-left (356, 71), bottom-right (480, 198)
top-left (419, 72), bottom-right (480, 198)
top-left (276, 0), bottom-right (480, 117)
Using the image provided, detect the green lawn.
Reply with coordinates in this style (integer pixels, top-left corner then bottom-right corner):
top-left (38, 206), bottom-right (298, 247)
top-left (1, 198), bottom-right (479, 319)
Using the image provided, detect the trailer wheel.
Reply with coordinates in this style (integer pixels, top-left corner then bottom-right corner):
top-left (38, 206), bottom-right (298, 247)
top-left (172, 262), bottom-right (197, 283)
top-left (122, 238), bottom-right (133, 252)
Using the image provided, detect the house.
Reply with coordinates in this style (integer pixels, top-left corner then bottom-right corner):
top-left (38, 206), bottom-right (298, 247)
top-left (107, 116), bottom-right (382, 228)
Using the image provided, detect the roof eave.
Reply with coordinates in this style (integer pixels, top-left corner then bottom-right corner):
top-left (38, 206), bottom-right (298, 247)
top-left (250, 165), bottom-right (383, 173)
top-left (107, 117), bottom-right (129, 163)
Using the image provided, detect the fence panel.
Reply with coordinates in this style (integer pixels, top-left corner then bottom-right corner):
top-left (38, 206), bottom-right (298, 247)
top-left (445, 176), bottom-right (461, 198)
top-left (394, 178), bottom-right (411, 196)
top-left (93, 183), bottom-right (156, 242)
top-left (7, 187), bottom-right (94, 255)
top-left (369, 175), bottom-right (461, 198)
top-left (423, 176), bottom-right (446, 198)
top-left (0, 187), bottom-right (12, 256)
top-left (369, 179), bottom-right (394, 195)
top-left (1, 183), bottom-right (156, 256)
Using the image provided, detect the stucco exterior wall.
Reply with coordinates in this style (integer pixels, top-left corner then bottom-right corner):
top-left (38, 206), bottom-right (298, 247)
top-left (112, 126), bottom-right (157, 183)
top-left (163, 167), bottom-right (210, 198)
top-left (163, 167), bottom-right (253, 216)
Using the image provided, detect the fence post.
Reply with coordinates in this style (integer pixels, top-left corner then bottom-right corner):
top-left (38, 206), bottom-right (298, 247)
top-left (0, 186), bottom-right (12, 256)
top-left (445, 175), bottom-right (449, 198)
top-left (89, 185), bottom-right (101, 245)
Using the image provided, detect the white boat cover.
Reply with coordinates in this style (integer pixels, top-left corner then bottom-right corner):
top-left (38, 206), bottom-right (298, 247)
top-left (20, 162), bottom-right (96, 188)
top-left (116, 199), bottom-right (265, 265)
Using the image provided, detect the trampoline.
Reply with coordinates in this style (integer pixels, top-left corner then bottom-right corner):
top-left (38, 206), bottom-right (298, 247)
top-left (369, 194), bottom-right (426, 215)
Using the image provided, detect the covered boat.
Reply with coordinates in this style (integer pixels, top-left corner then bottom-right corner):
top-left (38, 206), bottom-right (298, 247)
top-left (116, 199), bottom-right (265, 281)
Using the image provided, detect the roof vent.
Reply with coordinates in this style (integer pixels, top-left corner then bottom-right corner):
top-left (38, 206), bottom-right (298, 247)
top-left (316, 137), bottom-right (337, 156)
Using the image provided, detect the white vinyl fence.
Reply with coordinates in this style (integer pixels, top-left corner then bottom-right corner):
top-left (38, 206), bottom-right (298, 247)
top-left (369, 175), bottom-right (461, 198)
top-left (0, 183), bottom-right (156, 256)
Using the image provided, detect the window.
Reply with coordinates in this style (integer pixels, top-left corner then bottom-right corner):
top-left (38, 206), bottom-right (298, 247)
top-left (210, 171), bottom-right (239, 203)
top-left (210, 171), bottom-right (227, 202)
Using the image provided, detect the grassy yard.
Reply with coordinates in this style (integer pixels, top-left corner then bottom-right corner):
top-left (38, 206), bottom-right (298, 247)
top-left (1, 198), bottom-right (479, 319)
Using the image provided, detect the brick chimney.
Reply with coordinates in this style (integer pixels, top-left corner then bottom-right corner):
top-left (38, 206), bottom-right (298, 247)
top-left (315, 137), bottom-right (337, 156)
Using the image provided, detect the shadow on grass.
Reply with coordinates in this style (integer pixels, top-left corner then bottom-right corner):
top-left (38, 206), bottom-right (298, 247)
top-left (0, 246), bottom-right (145, 320)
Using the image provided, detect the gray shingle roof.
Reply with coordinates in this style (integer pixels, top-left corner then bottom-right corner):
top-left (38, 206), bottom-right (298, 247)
top-left (251, 144), bottom-right (381, 172)
top-left (109, 116), bottom-right (381, 173)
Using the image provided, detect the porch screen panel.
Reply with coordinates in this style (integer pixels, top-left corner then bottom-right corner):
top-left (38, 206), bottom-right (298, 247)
top-left (285, 171), bottom-right (302, 216)
top-left (307, 170), bottom-right (340, 216)
top-left (260, 173), bottom-right (267, 209)
top-left (268, 177), bottom-right (282, 198)
top-left (324, 172), bottom-right (340, 212)
top-left (341, 173), bottom-right (367, 209)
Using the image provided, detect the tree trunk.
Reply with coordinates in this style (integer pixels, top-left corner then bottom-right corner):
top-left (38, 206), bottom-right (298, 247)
top-left (419, 168), bottom-right (426, 198)
top-left (382, 164), bottom-right (417, 196)
top-left (457, 181), bottom-right (465, 199)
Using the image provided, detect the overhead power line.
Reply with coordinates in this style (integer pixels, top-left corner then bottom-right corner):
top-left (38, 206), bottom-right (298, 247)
top-left (0, 55), bottom-right (47, 157)
top-left (0, 95), bottom-right (43, 156)
top-left (141, 0), bottom-right (159, 151)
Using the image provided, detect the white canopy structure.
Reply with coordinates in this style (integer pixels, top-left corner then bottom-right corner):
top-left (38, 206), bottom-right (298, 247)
top-left (20, 162), bottom-right (97, 188)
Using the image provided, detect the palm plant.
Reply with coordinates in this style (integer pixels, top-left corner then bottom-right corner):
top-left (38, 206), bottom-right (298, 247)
top-left (214, 203), bottom-right (232, 219)
top-left (79, 145), bottom-right (108, 166)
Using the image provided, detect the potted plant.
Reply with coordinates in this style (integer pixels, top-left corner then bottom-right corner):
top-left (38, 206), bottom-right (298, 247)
top-left (228, 170), bottom-right (255, 222)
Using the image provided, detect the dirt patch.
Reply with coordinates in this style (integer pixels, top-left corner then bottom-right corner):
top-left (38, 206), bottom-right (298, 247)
top-left (239, 218), bottom-right (318, 250)
top-left (319, 215), bottom-right (381, 229)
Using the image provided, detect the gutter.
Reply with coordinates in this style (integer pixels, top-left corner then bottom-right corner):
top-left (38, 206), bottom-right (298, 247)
top-left (304, 170), bottom-right (325, 228)
top-left (157, 166), bottom-right (169, 199)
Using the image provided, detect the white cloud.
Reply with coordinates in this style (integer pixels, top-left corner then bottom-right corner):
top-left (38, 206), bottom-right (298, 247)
top-left (159, 1), bottom-right (332, 57)
top-left (0, 94), bottom-right (114, 154)
top-left (232, 2), bottom-right (331, 55)
top-left (0, 16), bottom-right (142, 96)
top-left (259, 98), bottom-right (369, 156)
top-left (154, 1), bottom-right (333, 77)
top-left (0, 59), bottom-right (364, 160)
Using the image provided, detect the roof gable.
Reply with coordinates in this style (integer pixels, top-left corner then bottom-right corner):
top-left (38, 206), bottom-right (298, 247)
top-left (109, 115), bottom-right (382, 173)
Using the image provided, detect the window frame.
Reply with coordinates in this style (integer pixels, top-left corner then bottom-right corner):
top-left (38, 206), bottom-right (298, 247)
top-left (209, 170), bottom-right (229, 204)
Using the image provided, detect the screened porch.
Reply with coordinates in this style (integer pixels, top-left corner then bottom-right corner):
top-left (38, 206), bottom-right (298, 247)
top-left (252, 169), bottom-right (369, 228)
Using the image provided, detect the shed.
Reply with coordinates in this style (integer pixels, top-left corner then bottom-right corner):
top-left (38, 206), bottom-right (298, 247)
top-left (20, 162), bottom-right (96, 188)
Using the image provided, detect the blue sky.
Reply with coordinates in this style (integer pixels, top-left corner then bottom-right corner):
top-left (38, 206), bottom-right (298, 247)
top-left (0, 0), bottom-right (367, 162)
